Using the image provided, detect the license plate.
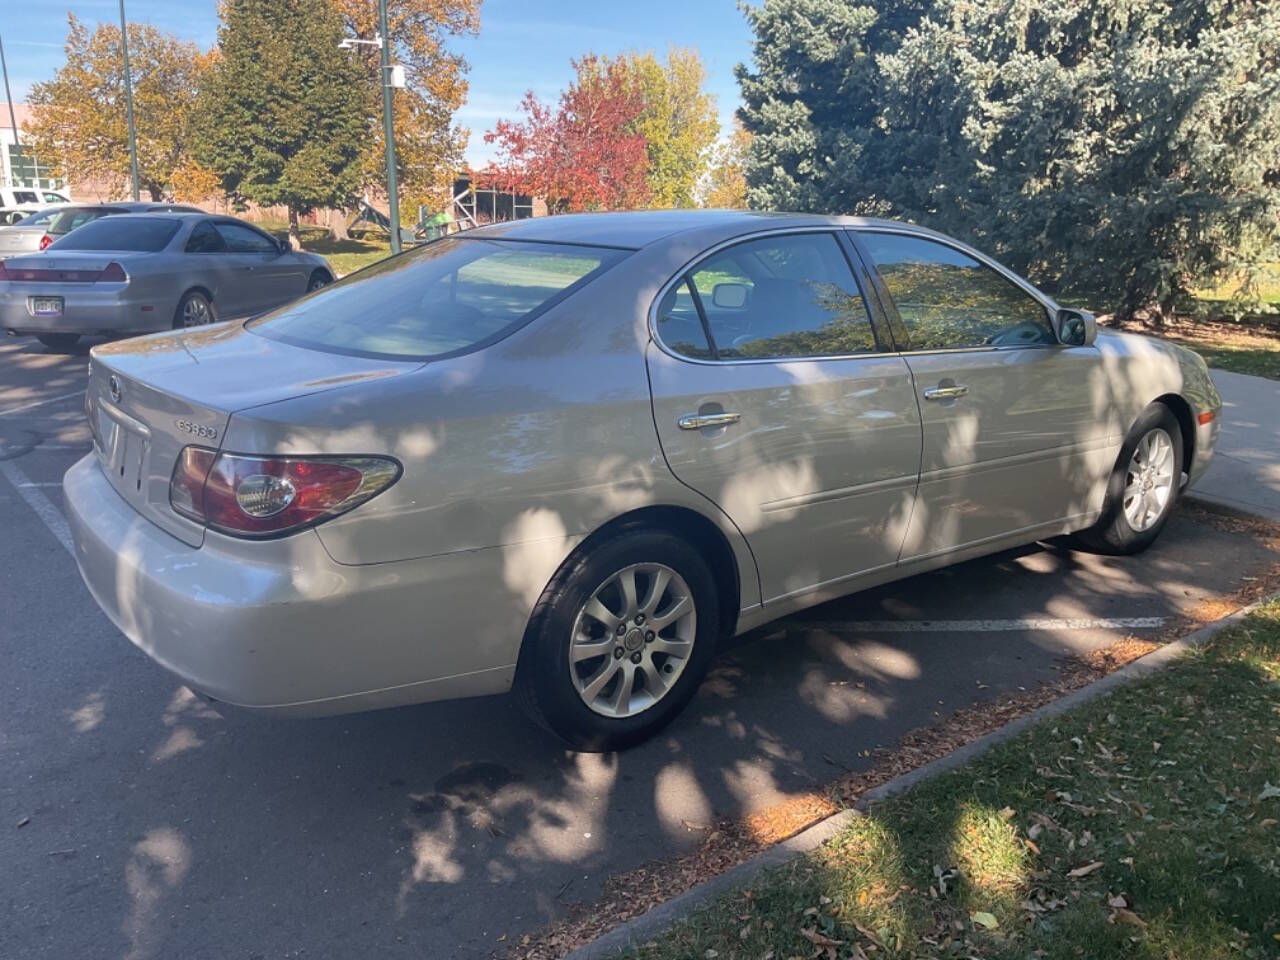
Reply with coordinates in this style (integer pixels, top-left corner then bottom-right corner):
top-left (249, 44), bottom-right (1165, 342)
top-left (30, 296), bottom-right (63, 317)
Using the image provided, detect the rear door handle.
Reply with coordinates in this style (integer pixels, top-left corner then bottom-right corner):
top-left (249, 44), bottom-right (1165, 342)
top-left (678, 412), bottom-right (741, 430)
top-left (923, 384), bottom-right (969, 401)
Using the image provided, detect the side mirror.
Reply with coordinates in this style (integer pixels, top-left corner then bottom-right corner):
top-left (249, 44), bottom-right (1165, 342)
top-left (277, 237), bottom-right (291, 255)
top-left (1057, 308), bottom-right (1096, 347)
top-left (711, 282), bottom-right (749, 309)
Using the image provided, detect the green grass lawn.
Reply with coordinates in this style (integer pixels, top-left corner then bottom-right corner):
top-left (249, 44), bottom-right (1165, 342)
top-left (615, 601), bottom-right (1280, 960)
top-left (248, 218), bottom-right (391, 277)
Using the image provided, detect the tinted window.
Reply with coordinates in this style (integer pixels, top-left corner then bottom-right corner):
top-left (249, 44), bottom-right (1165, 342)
top-left (12, 190), bottom-right (37, 204)
top-left (48, 217), bottom-right (181, 252)
top-left (215, 222), bottom-right (278, 254)
top-left (42, 192), bottom-right (68, 203)
top-left (859, 232), bottom-right (1054, 350)
top-left (666, 233), bottom-right (877, 360)
top-left (656, 279), bottom-right (712, 359)
top-left (185, 220), bottom-right (227, 253)
top-left (48, 207), bottom-right (124, 236)
top-left (249, 238), bottom-right (624, 360)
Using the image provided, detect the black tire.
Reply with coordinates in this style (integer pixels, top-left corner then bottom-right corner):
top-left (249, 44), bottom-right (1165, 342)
top-left (173, 290), bottom-right (215, 330)
top-left (515, 528), bottom-right (721, 751)
top-left (307, 269), bottom-right (332, 292)
top-left (1076, 403), bottom-right (1183, 555)
top-left (36, 333), bottom-right (79, 350)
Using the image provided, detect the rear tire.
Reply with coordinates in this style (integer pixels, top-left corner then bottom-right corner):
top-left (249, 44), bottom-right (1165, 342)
top-left (515, 529), bottom-right (720, 751)
top-left (173, 290), bottom-right (215, 329)
top-left (35, 333), bottom-right (79, 350)
top-left (1076, 403), bottom-right (1183, 555)
top-left (307, 269), bottom-right (331, 292)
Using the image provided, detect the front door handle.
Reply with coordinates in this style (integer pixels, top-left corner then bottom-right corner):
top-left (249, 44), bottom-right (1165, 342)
top-left (678, 411), bottom-right (741, 430)
top-left (923, 384), bottom-right (969, 401)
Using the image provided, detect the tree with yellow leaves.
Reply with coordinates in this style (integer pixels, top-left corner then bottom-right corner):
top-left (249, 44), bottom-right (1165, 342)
top-left (25, 14), bottom-right (215, 202)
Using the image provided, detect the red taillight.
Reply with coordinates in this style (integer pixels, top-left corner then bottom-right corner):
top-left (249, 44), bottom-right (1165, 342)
top-left (99, 261), bottom-right (127, 282)
top-left (39, 234), bottom-right (52, 250)
top-left (169, 447), bottom-right (400, 538)
top-left (1197, 410), bottom-right (1215, 426)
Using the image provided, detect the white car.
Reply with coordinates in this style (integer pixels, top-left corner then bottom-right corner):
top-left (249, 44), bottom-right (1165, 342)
top-left (0, 186), bottom-right (73, 225)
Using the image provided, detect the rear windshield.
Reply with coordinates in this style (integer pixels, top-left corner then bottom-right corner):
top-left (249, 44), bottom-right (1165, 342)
top-left (248, 237), bottom-right (626, 360)
top-left (48, 216), bottom-right (180, 252)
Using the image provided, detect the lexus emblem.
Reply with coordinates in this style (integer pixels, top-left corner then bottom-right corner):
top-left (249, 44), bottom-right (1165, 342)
top-left (108, 375), bottom-right (122, 404)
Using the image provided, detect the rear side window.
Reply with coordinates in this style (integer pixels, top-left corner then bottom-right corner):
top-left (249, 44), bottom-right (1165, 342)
top-left (249, 238), bottom-right (625, 360)
top-left (658, 232), bottom-right (878, 360)
top-left (185, 221), bottom-right (227, 253)
top-left (48, 217), bottom-right (181, 252)
top-left (858, 232), bottom-right (1054, 350)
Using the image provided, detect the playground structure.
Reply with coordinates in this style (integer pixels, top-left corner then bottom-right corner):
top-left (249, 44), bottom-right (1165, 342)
top-left (345, 173), bottom-right (538, 245)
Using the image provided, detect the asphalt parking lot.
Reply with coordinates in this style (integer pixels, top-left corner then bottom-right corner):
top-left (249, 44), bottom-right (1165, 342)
top-left (2, 336), bottom-right (1276, 959)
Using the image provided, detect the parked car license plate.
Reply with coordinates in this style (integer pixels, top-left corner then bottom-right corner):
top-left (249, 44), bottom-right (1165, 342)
top-left (30, 296), bottom-right (63, 317)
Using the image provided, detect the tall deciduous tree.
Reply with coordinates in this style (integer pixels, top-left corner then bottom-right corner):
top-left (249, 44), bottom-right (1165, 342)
top-left (484, 55), bottom-right (650, 211)
top-left (198, 0), bottom-right (370, 248)
top-left (333, 0), bottom-right (480, 219)
top-left (700, 121), bottom-right (752, 209)
top-left (738, 0), bottom-right (1280, 323)
top-left (613, 49), bottom-right (719, 208)
top-left (25, 14), bottom-right (214, 201)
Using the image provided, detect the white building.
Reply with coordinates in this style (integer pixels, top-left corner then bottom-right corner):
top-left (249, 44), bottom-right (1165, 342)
top-left (1, 102), bottom-right (66, 192)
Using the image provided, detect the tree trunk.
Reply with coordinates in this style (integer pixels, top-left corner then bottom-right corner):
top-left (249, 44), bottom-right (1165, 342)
top-left (287, 207), bottom-right (302, 251)
top-left (328, 207), bottom-right (349, 241)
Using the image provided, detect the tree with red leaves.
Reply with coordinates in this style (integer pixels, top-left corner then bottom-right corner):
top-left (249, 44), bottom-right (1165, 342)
top-left (484, 55), bottom-right (650, 212)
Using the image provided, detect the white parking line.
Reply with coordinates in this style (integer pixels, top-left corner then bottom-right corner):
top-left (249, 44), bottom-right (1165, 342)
top-left (0, 458), bottom-right (74, 556)
top-left (0, 389), bottom-right (86, 417)
top-left (788, 617), bottom-right (1166, 632)
top-left (17, 481), bottom-right (62, 488)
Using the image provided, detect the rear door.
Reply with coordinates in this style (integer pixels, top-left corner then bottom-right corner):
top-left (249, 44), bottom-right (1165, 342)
top-left (853, 229), bottom-right (1115, 561)
top-left (647, 230), bottom-right (922, 604)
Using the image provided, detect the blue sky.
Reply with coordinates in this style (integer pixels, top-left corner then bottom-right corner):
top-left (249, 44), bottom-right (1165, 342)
top-left (2, 0), bottom-right (754, 167)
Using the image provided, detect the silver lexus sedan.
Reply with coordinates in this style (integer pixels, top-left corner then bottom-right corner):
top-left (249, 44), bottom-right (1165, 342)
top-left (0, 212), bottom-right (332, 349)
top-left (63, 211), bottom-right (1220, 750)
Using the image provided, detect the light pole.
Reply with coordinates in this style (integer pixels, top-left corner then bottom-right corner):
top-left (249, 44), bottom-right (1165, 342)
top-left (377, 0), bottom-right (401, 254)
top-left (118, 0), bottom-right (141, 201)
top-left (1, 34), bottom-right (23, 192)
top-left (339, 2), bottom-right (403, 254)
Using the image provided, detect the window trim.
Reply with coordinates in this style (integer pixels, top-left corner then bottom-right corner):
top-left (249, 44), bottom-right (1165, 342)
top-left (648, 227), bottom-right (895, 366)
top-left (851, 227), bottom-right (1067, 355)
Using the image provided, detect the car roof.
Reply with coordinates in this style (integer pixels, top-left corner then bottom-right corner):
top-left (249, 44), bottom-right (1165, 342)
top-left (467, 209), bottom-right (936, 250)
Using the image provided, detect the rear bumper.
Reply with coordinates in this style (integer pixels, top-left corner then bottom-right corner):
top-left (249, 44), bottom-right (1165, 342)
top-left (0, 284), bottom-right (165, 335)
top-left (63, 454), bottom-right (516, 715)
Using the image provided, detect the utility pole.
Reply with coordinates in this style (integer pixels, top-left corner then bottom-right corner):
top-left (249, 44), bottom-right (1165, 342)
top-left (378, 0), bottom-right (401, 254)
top-left (0, 34), bottom-right (22, 189)
top-left (118, 0), bottom-right (141, 201)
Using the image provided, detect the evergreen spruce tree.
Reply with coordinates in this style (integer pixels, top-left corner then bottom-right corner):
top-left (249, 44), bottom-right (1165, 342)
top-left (198, 0), bottom-right (370, 248)
top-left (737, 0), bottom-right (1280, 322)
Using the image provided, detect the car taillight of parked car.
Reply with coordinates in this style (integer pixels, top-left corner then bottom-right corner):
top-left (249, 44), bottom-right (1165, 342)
top-left (39, 234), bottom-right (52, 250)
top-left (169, 447), bottom-right (400, 538)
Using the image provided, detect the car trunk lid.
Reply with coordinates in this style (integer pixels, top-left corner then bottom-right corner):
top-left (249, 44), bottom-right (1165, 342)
top-left (87, 322), bottom-right (416, 546)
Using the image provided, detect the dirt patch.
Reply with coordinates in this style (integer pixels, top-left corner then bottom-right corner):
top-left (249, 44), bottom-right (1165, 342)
top-left (503, 503), bottom-right (1280, 960)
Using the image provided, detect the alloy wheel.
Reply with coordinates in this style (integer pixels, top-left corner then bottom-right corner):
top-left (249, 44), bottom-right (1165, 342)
top-left (568, 562), bottom-right (697, 718)
top-left (1123, 427), bottom-right (1175, 532)
top-left (182, 296), bottom-right (211, 327)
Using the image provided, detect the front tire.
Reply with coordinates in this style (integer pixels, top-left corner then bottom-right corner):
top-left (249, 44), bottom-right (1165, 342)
top-left (515, 529), bottom-right (720, 751)
top-left (1077, 403), bottom-right (1183, 555)
top-left (307, 270), bottom-right (331, 292)
top-left (35, 333), bottom-right (79, 350)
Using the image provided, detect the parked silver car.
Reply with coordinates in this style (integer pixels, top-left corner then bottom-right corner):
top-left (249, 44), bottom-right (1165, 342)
top-left (63, 211), bottom-right (1220, 749)
top-left (0, 206), bottom-right (61, 260)
top-left (0, 212), bottom-right (332, 349)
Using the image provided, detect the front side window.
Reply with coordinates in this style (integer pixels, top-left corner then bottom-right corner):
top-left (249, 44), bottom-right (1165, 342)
top-left (48, 216), bottom-right (180, 252)
top-left (215, 222), bottom-right (278, 254)
top-left (859, 232), bottom-right (1054, 350)
top-left (249, 238), bottom-right (625, 360)
top-left (659, 232), bottom-right (878, 361)
top-left (42, 192), bottom-right (68, 203)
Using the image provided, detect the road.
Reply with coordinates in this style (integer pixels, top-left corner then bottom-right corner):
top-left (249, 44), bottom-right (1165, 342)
top-left (1, 336), bottom-right (1275, 959)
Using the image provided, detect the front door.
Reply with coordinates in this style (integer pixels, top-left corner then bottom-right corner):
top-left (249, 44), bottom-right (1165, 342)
top-left (854, 229), bottom-right (1116, 562)
top-left (647, 231), bottom-right (923, 604)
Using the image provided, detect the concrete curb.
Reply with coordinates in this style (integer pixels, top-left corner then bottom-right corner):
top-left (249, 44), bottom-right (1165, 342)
top-left (563, 589), bottom-right (1280, 960)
